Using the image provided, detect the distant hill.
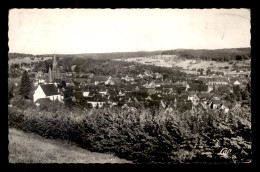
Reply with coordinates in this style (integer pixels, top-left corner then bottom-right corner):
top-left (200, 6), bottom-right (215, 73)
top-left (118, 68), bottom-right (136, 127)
top-left (9, 47), bottom-right (251, 61)
top-left (161, 48), bottom-right (251, 61)
top-left (8, 51), bottom-right (164, 60)
top-left (8, 53), bottom-right (34, 59)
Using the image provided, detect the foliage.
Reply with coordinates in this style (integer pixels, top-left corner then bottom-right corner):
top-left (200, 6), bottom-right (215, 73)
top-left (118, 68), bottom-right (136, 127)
top-left (8, 84), bottom-right (14, 104)
top-left (19, 70), bottom-right (32, 99)
top-left (8, 104), bottom-right (251, 163)
top-left (162, 48), bottom-right (251, 61)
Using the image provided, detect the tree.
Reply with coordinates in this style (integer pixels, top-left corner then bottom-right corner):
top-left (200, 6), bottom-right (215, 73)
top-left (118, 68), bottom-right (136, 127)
top-left (63, 86), bottom-right (73, 108)
top-left (8, 84), bottom-right (14, 104)
top-left (233, 85), bottom-right (242, 101)
top-left (19, 70), bottom-right (32, 99)
top-left (246, 80), bottom-right (251, 94)
top-left (60, 80), bottom-right (66, 88)
top-left (206, 69), bottom-right (211, 76)
top-left (242, 91), bottom-right (250, 102)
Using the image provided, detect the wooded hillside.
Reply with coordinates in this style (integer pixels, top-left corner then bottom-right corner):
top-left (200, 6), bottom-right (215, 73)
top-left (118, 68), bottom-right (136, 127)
top-left (161, 48), bottom-right (251, 61)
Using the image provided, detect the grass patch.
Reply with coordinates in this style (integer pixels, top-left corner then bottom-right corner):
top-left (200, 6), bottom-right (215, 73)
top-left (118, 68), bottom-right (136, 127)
top-left (8, 128), bottom-right (132, 163)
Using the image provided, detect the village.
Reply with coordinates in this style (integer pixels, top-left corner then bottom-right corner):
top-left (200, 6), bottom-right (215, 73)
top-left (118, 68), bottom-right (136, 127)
top-left (8, 55), bottom-right (251, 115)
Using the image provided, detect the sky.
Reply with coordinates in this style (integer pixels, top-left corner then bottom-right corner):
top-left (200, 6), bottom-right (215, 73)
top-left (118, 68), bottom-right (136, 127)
top-left (8, 9), bottom-right (251, 55)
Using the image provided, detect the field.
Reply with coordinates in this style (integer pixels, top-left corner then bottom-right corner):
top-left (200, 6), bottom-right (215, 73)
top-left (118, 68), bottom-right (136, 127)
top-left (8, 128), bottom-right (132, 163)
top-left (8, 56), bottom-right (53, 65)
top-left (120, 55), bottom-right (250, 74)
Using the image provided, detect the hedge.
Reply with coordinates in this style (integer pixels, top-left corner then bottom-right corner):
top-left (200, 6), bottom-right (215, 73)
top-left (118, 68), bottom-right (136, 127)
top-left (8, 105), bottom-right (251, 163)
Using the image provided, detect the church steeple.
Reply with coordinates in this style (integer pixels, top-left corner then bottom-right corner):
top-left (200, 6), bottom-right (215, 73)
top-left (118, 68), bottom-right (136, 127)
top-left (48, 66), bottom-right (52, 83)
top-left (52, 55), bottom-right (57, 72)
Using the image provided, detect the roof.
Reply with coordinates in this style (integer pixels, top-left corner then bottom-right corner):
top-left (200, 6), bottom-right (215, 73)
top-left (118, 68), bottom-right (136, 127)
top-left (74, 78), bottom-right (88, 83)
top-left (156, 87), bottom-right (163, 91)
top-left (147, 88), bottom-right (156, 94)
top-left (173, 81), bottom-right (187, 86)
top-left (187, 91), bottom-right (196, 96)
top-left (40, 84), bottom-right (59, 96)
top-left (208, 78), bottom-right (229, 82)
top-left (124, 85), bottom-right (136, 91)
top-left (189, 84), bottom-right (208, 92)
top-left (86, 78), bottom-right (94, 84)
top-left (234, 81), bottom-right (241, 85)
top-left (180, 94), bottom-right (188, 100)
top-left (94, 76), bottom-right (108, 82)
top-left (62, 78), bottom-right (72, 83)
top-left (213, 100), bottom-right (221, 104)
top-left (111, 78), bottom-right (121, 83)
top-left (147, 81), bottom-right (156, 88)
top-left (223, 101), bottom-right (232, 108)
top-left (180, 101), bottom-right (192, 110)
top-left (199, 93), bottom-right (213, 99)
top-left (87, 94), bottom-right (107, 102)
top-left (35, 98), bottom-right (52, 104)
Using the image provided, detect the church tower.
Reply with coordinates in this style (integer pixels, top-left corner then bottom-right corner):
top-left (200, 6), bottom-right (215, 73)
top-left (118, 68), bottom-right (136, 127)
top-left (48, 66), bottom-right (52, 83)
top-left (52, 55), bottom-right (60, 82)
top-left (52, 55), bottom-right (58, 72)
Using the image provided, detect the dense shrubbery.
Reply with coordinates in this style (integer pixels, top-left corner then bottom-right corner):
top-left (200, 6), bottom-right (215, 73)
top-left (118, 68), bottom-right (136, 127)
top-left (8, 104), bottom-right (251, 163)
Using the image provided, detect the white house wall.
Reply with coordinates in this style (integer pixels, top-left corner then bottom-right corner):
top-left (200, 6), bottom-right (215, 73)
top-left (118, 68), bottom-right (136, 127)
top-left (33, 86), bottom-right (46, 102)
top-left (47, 95), bottom-right (62, 101)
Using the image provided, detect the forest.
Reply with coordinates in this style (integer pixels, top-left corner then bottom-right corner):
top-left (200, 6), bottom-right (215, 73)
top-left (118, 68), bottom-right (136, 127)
top-left (9, 47), bottom-right (250, 61)
top-left (161, 48), bottom-right (251, 61)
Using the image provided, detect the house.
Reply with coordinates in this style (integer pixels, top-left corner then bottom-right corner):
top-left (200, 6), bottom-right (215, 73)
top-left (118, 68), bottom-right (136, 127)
top-left (133, 86), bottom-right (140, 92)
top-left (192, 93), bottom-right (200, 106)
top-left (220, 101), bottom-right (232, 113)
top-left (162, 85), bottom-right (174, 93)
top-left (173, 81), bottom-right (187, 87)
top-left (187, 92), bottom-right (200, 106)
top-left (233, 81), bottom-right (241, 85)
top-left (211, 100), bottom-right (221, 109)
top-left (121, 75), bottom-right (134, 82)
top-left (94, 76), bottom-right (108, 85)
top-left (154, 80), bottom-right (163, 87)
top-left (180, 94), bottom-right (188, 102)
top-left (105, 76), bottom-right (120, 85)
top-left (155, 87), bottom-right (163, 93)
top-left (137, 74), bottom-right (144, 78)
top-left (118, 90), bottom-right (125, 96)
top-left (212, 93), bottom-right (222, 101)
top-left (208, 78), bottom-right (229, 85)
top-left (33, 84), bottom-right (63, 103)
top-left (122, 102), bottom-right (137, 111)
top-left (146, 81), bottom-right (156, 88)
top-left (144, 70), bottom-right (152, 75)
top-left (124, 85), bottom-right (136, 92)
top-left (147, 88), bottom-right (156, 94)
top-left (34, 98), bottom-right (52, 106)
top-left (86, 73), bottom-right (94, 78)
top-left (154, 73), bottom-right (163, 79)
top-left (86, 94), bottom-right (107, 108)
top-left (217, 85), bottom-right (233, 94)
top-left (74, 78), bottom-right (89, 87)
top-left (98, 85), bottom-right (108, 96)
top-left (188, 83), bottom-right (208, 93)
top-left (187, 91), bottom-right (196, 101)
top-left (145, 95), bottom-right (153, 101)
top-left (82, 85), bottom-right (99, 97)
top-left (199, 93), bottom-right (213, 102)
top-left (61, 78), bottom-right (72, 87)
top-left (180, 100), bottom-right (193, 111)
top-left (160, 99), bottom-right (177, 112)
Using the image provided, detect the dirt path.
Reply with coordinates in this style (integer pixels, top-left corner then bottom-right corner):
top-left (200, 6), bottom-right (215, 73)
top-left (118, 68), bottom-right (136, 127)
top-left (8, 128), bottom-right (132, 163)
